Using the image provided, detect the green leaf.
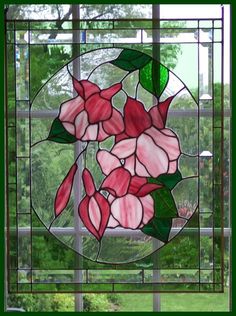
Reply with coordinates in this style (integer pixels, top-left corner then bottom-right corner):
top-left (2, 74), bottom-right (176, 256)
top-left (156, 170), bottom-right (182, 190)
top-left (110, 49), bottom-right (151, 72)
top-left (139, 60), bottom-right (169, 97)
top-left (47, 118), bottom-right (77, 144)
top-left (148, 177), bottom-right (179, 218)
top-left (141, 177), bottom-right (179, 242)
top-left (141, 218), bottom-right (172, 243)
top-left (148, 185), bottom-right (178, 218)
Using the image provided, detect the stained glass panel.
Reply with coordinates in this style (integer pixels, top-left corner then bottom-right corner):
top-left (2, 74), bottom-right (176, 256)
top-left (5, 5), bottom-right (228, 297)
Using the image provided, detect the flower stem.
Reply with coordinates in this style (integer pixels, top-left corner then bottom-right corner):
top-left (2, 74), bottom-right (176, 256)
top-left (31, 138), bottom-right (48, 148)
top-left (75, 142), bottom-right (88, 164)
top-left (48, 217), bottom-right (56, 231)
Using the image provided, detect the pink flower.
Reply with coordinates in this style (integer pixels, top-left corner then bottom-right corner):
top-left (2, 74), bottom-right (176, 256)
top-left (78, 169), bottom-right (110, 240)
top-left (59, 77), bottom-right (124, 141)
top-left (54, 163), bottom-right (78, 217)
top-left (111, 97), bottom-right (181, 178)
top-left (97, 152), bottom-right (162, 230)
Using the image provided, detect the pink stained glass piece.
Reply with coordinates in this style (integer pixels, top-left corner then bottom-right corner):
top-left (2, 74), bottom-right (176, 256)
top-left (107, 214), bottom-right (120, 228)
top-left (124, 155), bottom-right (135, 175)
top-left (101, 167), bottom-right (131, 197)
top-left (88, 196), bottom-right (101, 231)
top-left (161, 128), bottom-right (178, 137)
top-left (74, 110), bottom-right (89, 139)
top-left (136, 133), bottom-right (169, 178)
top-left (82, 168), bottom-right (96, 197)
top-left (115, 132), bottom-right (129, 142)
top-left (97, 150), bottom-right (121, 175)
top-left (97, 123), bottom-right (109, 141)
top-left (145, 127), bottom-right (181, 161)
top-left (135, 183), bottom-right (162, 197)
top-left (124, 97), bottom-right (152, 137)
top-left (85, 93), bottom-right (112, 124)
top-left (168, 160), bottom-right (178, 174)
top-left (107, 194), bottom-right (115, 204)
top-left (111, 138), bottom-right (136, 159)
top-left (62, 122), bottom-right (75, 135)
top-left (54, 163), bottom-right (78, 217)
top-left (94, 192), bottom-right (110, 238)
top-left (100, 83), bottom-right (122, 100)
top-left (135, 157), bottom-right (150, 177)
top-left (139, 195), bottom-right (154, 227)
top-left (128, 176), bottom-right (147, 195)
top-left (78, 196), bottom-right (100, 240)
top-left (82, 124), bottom-right (98, 141)
top-left (59, 96), bottom-right (84, 123)
top-left (73, 78), bottom-right (100, 100)
top-left (103, 108), bottom-right (125, 135)
top-left (158, 95), bottom-right (175, 126)
top-left (111, 194), bottom-right (143, 229)
top-left (149, 105), bottom-right (164, 129)
top-left (72, 77), bottom-right (85, 99)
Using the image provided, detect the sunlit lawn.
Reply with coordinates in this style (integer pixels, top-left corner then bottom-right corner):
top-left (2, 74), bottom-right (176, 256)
top-left (115, 288), bottom-right (229, 312)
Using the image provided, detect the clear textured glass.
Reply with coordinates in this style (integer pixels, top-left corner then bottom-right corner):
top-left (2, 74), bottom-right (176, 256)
top-left (15, 44), bottom-right (29, 100)
top-left (17, 158), bottom-right (30, 213)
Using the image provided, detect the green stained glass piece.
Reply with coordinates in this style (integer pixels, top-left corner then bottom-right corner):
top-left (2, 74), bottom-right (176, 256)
top-left (47, 117), bottom-right (77, 144)
top-left (110, 48), bottom-right (151, 72)
top-left (156, 170), bottom-right (182, 190)
top-left (141, 178), bottom-right (179, 240)
top-left (111, 59), bottom-right (136, 72)
top-left (148, 184), bottom-right (178, 218)
top-left (141, 218), bottom-right (172, 243)
top-left (139, 60), bottom-right (169, 97)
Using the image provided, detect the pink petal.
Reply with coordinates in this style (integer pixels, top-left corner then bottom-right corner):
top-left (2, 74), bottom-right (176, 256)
top-left (101, 167), bottom-right (131, 197)
top-left (136, 133), bottom-right (169, 178)
top-left (82, 168), bottom-right (96, 197)
top-left (168, 160), bottom-right (177, 174)
top-left (102, 108), bottom-right (124, 135)
top-left (54, 163), bottom-right (78, 217)
top-left (85, 94), bottom-right (112, 124)
top-left (115, 132), bottom-right (129, 142)
top-left (82, 124), bottom-right (98, 141)
top-left (124, 155), bottom-right (135, 175)
top-left (135, 158), bottom-right (150, 177)
top-left (72, 77), bottom-right (85, 99)
top-left (100, 83), bottom-right (122, 100)
top-left (108, 194), bottom-right (115, 204)
top-left (97, 123), bottom-right (110, 141)
top-left (124, 97), bottom-right (151, 137)
top-left (135, 183), bottom-right (162, 197)
top-left (145, 127), bottom-right (181, 160)
top-left (107, 214), bottom-right (120, 228)
top-left (59, 96), bottom-right (84, 123)
top-left (74, 110), bottom-right (89, 139)
top-left (111, 194), bottom-right (143, 229)
top-left (78, 196), bottom-right (100, 240)
top-left (128, 176), bottom-right (147, 195)
top-left (62, 122), bottom-right (75, 135)
top-left (94, 192), bottom-right (111, 238)
top-left (161, 128), bottom-right (177, 137)
top-left (88, 196), bottom-right (101, 231)
top-left (111, 138), bottom-right (136, 159)
top-left (139, 195), bottom-right (154, 227)
top-left (149, 105), bottom-right (164, 129)
top-left (76, 79), bottom-right (100, 100)
top-left (97, 150), bottom-right (121, 175)
top-left (158, 96), bottom-right (175, 126)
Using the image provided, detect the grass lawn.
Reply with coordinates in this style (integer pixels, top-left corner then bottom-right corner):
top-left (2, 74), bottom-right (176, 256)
top-left (115, 288), bottom-right (229, 312)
